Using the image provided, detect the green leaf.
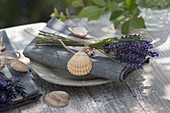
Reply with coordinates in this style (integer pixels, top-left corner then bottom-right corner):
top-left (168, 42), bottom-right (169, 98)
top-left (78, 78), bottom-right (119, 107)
top-left (129, 16), bottom-right (146, 28)
top-left (50, 7), bottom-right (59, 17)
top-left (78, 6), bottom-right (106, 20)
top-left (65, 8), bottom-right (70, 17)
top-left (106, 1), bottom-right (119, 12)
top-left (71, 0), bottom-right (84, 8)
top-left (110, 10), bottom-right (124, 20)
top-left (126, 0), bottom-right (138, 12)
top-left (93, 0), bottom-right (105, 6)
top-left (113, 15), bottom-right (126, 29)
top-left (59, 12), bottom-right (66, 21)
top-left (121, 20), bottom-right (130, 35)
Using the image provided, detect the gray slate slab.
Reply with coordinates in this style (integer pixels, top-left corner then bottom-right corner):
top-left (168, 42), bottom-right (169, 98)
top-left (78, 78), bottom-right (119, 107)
top-left (0, 31), bottom-right (41, 111)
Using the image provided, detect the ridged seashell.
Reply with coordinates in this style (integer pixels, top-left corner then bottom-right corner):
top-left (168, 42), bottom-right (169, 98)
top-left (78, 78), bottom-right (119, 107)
top-left (67, 52), bottom-right (92, 76)
top-left (68, 26), bottom-right (88, 38)
top-left (8, 59), bottom-right (29, 72)
top-left (44, 91), bottom-right (70, 108)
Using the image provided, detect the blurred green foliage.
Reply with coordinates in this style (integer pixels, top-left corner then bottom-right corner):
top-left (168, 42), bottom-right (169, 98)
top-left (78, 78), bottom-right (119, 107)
top-left (0, 0), bottom-right (169, 34)
top-left (0, 0), bottom-right (56, 28)
top-left (51, 0), bottom-right (146, 34)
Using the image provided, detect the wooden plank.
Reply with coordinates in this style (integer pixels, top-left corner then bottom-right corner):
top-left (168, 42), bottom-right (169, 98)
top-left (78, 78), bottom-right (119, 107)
top-left (3, 108), bottom-right (20, 113)
top-left (18, 71), bottom-right (146, 113)
top-left (19, 101), bottom-right (48, 113)
top-left (3, 19), bottom-right (170, 113)
top-left (28, 73), bottom-right (146, 113)
top-left (125, 30), bottom-right (170, 113)
top-left (87, 82), bottom-right (146, 113)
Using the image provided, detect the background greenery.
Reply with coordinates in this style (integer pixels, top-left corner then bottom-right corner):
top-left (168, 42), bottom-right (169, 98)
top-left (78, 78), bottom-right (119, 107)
top-left (0, 0), bottom-right (54, 28)
top-left (0, 0), bottom-right (169, 33)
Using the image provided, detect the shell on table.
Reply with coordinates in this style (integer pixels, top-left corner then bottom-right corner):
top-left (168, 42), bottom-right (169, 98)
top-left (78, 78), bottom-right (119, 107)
top-left (7, 59), bottom-right (29, 72)
top-left (44, 91), bottom-right (70, 108)
top-left (68, 26), bottom-right (88, 38)
top-left (67, 51), bottom-right (92, 76)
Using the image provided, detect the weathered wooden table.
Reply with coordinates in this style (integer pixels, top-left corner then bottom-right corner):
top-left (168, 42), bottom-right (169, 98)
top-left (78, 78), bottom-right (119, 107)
top-left (1, 21), bottom-right (170, 113)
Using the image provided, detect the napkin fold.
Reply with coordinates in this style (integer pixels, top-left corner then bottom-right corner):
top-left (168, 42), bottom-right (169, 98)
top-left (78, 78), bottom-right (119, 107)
top-left (0, 31), bottom-right (42, 111)
top-left (23, 18), bottom-right (149, 82)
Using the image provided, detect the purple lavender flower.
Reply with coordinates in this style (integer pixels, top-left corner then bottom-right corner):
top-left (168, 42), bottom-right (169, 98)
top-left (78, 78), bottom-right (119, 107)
top-left (0, 72), bottom-right (26, 110)
top-left (102, 34), bottom-right (158, 69)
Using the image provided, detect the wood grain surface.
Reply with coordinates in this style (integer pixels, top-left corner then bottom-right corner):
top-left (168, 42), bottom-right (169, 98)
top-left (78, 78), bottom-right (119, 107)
top-left (1, 20), bottom-right (170, 113)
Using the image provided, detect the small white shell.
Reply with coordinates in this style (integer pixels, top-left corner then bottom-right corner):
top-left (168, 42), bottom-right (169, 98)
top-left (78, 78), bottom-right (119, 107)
top-left (68, 26), bottom-right (88, 38)
top-left (8, 59), bottom-right (29, 72)
top-left (44, 91), bottom-right (70, 108)
top-left (67, 52), bottom-right (92, 76)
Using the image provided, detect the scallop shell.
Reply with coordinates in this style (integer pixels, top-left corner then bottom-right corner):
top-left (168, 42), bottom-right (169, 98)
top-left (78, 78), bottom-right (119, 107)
top-left (67, 51), bottom-right (92, 76)
top-left (68, 26), bottom-right (88, 38)
top-left (44, 91), bottom-right (70, 108)
top-left (8, 59), bottom-right (29, 72)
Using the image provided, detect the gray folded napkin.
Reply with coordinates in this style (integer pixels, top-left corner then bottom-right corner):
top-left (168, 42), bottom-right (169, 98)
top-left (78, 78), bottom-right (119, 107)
top-left (0, 31), bottom-right (41, 111)
top-left (23, 18), bottom-right (149, 82)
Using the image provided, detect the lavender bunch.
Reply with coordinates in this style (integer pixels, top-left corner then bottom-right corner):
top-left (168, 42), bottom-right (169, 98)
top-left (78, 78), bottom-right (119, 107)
top-left (102, 34), bottom-right (158, 69)
top-left (36, 31), bottom-right (158, 69)
top-left (0, 72), bottom-right (26, 110)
